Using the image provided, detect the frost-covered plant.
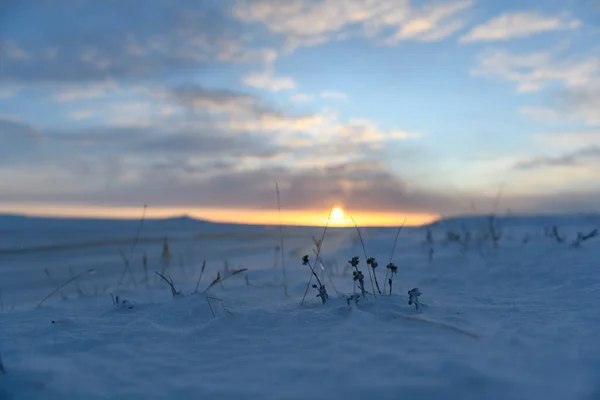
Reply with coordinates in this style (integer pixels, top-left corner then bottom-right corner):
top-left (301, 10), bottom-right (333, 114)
top-left (386, 262), bottom-right (398, 296)
top-left (352, 270), bottom-right (365, 296)
top-left (312, 283), bottom-right (329, 303)
top-left (301, 255), bottom-right (328, 305)
top-left (572, 228), bottom-right (598, 247)
top-left (346, 293), bottom-right (361, 306)
top-left (350, 220), bottom-right (376, 297)
top-left (408, 288), bottom-right (421, 310)
top-left (110, 294), bottom-right (134, 309)
top-left (349, 256), bottom-right (366, 297)
top-left (445, 231), bottom-right (461, 243)
top-left (366, 257), bottom-right (381, 294)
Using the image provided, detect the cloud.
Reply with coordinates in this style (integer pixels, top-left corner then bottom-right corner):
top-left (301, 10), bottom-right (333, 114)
top-left (290, 91), bottom-right (348, 103)
top-left (0, 155), bottom-right (462, 214)
top-left (560, 81), bottom-right (600, 125)
top-left (67, 110), bottom-right (95, 120)
top-left (290, 93), bottom-right (315, 102)
top-left (335, 119), bottom-right (420, 144)
top-left (0, 0), bottom-right (273, 84)
top-left (520, 80), bottom-right (600, 126)
top-left (54, 82), bottom-right (115, 102)
top-left (533, 131), bottom-right (600, 149)
top-left (234, 0), bottom-right (474, 49)
top-left (0, 118), bottom-right (43, 165)
top-left (243, 70), bottom-right (296, 92)
top-left (320, 90), bottom-right (348, 100)
top-left (471, 48), bottom-right (600, 93)
top-left (1, 39), bottom-right (30, 60)
top-left (383, 0), bottom-right (473, 44)
top-left (0, 87), bottom-right (19, 99)
top-left (519, 106), bottom-right (564, 121)
top-left (0, 84), bottom-right (453, 215)
top-left (459, 12), bottom-right (580, 43)
top-left (168, 85), bottom-right (326, 137)
top-left (513, 146), bottom-right (600, 170)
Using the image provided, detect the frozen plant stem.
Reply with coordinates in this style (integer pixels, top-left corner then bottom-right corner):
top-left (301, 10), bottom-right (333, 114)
top-left (154, 271), bottom-right (180, 297)
top-left (351, 217), bottom-right (376, 298)
top-left (389, 217), bottom-right (408, 264)
top-left (37, 269), bottom-right (96, 307)
top-left (193, 260), bottom-right (207, 294)
top-left (142, 252), bottom-right (149, 286)
top-left (367, 257), bottom-right (381, 294)
top-left (311, 248), bottom-right (339, 296)
top-left (300, 255), bottom-right (328, 305)
top-left (300, 208), bottom-right (334, 306)
top-left (160, 237), bottom-right (172, 275)
top-left (313, 208), bottom-right (333, 282)
top-left (383, 217), bottom-right (407, 293)
top-left (386, 263), bottom-right (398, 296)
top-left (44, 269), bottom-right (67, 300)
top-left (203, 268), bottom-right (248, 317)
top-left (275, 183), bottom-right (289, 296)
top-left (117, 204), bottom-right (147, 288)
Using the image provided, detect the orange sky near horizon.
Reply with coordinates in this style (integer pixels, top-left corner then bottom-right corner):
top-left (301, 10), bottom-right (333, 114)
top-left (0, 203), bottom-right (439, 227)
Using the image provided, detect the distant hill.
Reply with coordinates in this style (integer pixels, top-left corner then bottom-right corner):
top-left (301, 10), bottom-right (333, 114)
top-left (426, 213), bottom-right (600, 229)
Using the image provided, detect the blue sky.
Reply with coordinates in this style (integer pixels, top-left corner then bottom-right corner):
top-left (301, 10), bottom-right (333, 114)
top-left (1, 0), bottom-right (600, 221)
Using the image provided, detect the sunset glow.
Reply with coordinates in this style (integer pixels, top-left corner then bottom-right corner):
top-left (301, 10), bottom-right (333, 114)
top-left (331, 207), bottom-right (345, 222)
top-left (0, 204), bottom-right (438, 227)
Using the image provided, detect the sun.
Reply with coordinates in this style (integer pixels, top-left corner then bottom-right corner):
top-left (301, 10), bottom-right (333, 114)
top-left (331, 207), bottom-right (345, 221)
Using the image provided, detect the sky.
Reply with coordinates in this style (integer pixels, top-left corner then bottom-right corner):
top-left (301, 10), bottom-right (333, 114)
top-left (1, 0), bottom-right (600, 226)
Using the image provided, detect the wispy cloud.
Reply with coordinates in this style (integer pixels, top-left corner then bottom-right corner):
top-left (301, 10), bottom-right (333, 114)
top-left (234, 0), bottom-right (474, 49)
top-left (533, 131), bottom-right (600, 149)
top-left (320, 90), bottom-right (348, 100)
top-left (289, 93), bottom-right (314, 103)
top-left (520, 80), bottom-right (600, 126)
top-left (54, 83), bottom-right (115, 102)
top-left (0, 87), bottom-right (19, 99)
top-left (471, 48), bottom-right (600, 92)
top-left (514, 146), bottom-right (600, 170)
top-left (1, 39), bottom-right (30, 60)
top-left (290, 91), bottom-right (348, 102)
top-left (383, 0), bottom-right (473, 44)
top-left (0, 2), bottom-right (272, 84)
top-left (460, 12), bottom-right (580, 43)
top-left (336, 119), bottom-right (420, 144)
top-left (67, 110), bottom-right (95, 120)
top-left (243, 70), bottom-right (296, 92)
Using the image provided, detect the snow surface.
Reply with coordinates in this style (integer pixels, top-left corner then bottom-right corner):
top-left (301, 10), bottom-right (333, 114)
top-left (1, 215), bottom-right (599, 399)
